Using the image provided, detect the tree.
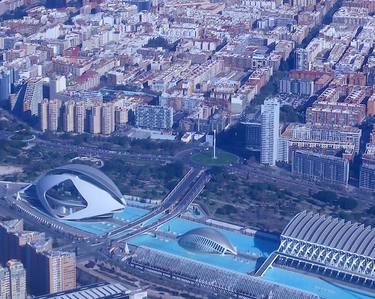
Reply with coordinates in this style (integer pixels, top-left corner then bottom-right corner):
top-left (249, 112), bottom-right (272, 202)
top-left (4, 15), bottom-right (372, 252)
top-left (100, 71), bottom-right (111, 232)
top-left (161, 161), bottom-right (184, 180)
top-left (338, 197), bottom-right (357, 210)
top-left (208, 166), bottom-right (228, 183)
top-left (280, 105), bottom-right (301, 123)
top-left (144, 37), bottom-right (176, 51)
top-left (367, 206), bottom-right (375, 215)
top-left (313, 190), bottom-right (337, 204)
top-left (216, 204), bottom-right (237, 215)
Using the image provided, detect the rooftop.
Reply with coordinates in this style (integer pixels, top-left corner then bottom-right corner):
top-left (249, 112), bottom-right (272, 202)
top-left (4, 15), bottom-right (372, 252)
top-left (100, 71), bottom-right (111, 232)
top-left (282, 211), bottom-right (375, 258)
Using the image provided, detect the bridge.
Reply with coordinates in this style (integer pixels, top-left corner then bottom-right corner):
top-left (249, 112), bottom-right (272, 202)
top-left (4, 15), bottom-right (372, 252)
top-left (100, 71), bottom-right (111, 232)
top-left (111, 170), bottom-right (210, 243)
top-left (107, 167), bottom-right (207, 240)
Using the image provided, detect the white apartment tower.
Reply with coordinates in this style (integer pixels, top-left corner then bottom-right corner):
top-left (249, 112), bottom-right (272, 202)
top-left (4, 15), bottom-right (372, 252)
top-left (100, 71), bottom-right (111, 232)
top-left (74, 102), bottom-right (86, 134)
top-left (101, 104), bottom-right (115, 135)
top-left (88, 104), bottom-right (101, 134)
top-left (0, 265), bottom-right (10, 299)
top-left (261, 97), bottom-right (280, 166)
top-left (47, 99), bottom-right (62, 132)
top-left (62, 101), bottom-right (74, 133)
top-left (38, 99), bottom-right (48, 132)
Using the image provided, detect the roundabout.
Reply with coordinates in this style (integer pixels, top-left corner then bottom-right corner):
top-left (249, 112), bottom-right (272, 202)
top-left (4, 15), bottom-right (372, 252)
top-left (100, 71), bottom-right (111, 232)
top-left (191, 149), bottom-right (238, 166)
top-left (9, 130), bottom-right (35, 142)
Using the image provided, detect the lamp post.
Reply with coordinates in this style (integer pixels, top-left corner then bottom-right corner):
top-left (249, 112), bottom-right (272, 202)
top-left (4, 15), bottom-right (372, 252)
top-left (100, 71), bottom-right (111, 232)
top-left (213, 129), bottom-right (217, 159)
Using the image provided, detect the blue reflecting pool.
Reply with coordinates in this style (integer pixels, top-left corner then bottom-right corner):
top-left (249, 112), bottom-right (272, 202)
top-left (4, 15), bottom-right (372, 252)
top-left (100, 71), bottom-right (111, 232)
top-left (62, 207), bottom-right (150, 236)
top-left (157, 218), bottom-right (278, 257)
top-left (114, 207), bottom-right (149, 222)
top-left (62, 220), bottom-right (118, 236)
top-left (128, 218), bottom-right (279, 273)
top-left (262, 266), bottom-right (375, 299)
top-left (129, 234), bottom-right (258, 273)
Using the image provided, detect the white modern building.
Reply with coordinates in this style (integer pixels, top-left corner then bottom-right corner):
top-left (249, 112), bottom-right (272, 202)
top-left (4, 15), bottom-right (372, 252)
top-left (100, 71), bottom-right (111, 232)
top-left (177, 227), bottom-right (237, 255)
top-left (278, 211), bottom-right (375, 286)
top-left (33, 164), bottom-right (125, 220)
top-left (260, 97), bottom-right (280, 166)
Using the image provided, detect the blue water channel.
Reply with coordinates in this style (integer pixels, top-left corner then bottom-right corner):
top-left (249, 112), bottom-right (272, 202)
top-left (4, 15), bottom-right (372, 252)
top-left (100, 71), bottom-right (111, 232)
top-left (62, 207), bottom-right (150, 236)
top-left (60, 207), bottom-right (375, 298)
top-left (62, 206), bottom-right (279, 272)
top-left (128, 218), bottom-right (279, 273)
top-left (62, 220), bottom-right (118, 235)
top-left (61, 206), bottom-right (375, 298)
top-left (114, 206), bottom-right (149, 222)
top-left (262, 266), bottom-right (375, 299)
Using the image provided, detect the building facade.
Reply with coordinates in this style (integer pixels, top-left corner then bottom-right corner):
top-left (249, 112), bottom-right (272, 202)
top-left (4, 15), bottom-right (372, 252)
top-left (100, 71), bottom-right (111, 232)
top-left (135, 104), bottom-right (173, 130)
top-left (292, 150), bottom-right (350, 186)
top-left (359, 158), bottom-right (375, 191)
top-left (295, 48), bottom-right (309, 70)
top-left (74, 102), bottom-right (86, 134)
top-left (101, 104), bottom-right (115, 135)
top-left (0, 219), bottom-right (76, 296)
top-left (0, 260), bottom-right (26, 299)
top-left (0, 68), bottom-right (11, 107)
top-left (23, 78), bottom-right (43, 117)
top-left (243, 122), bottom-right (261, 150)
top-left (47, 99), bottom-right (62, 132)
top-left (88, 104), bottom-right (101, 134)
top-left (39, 100), bottom-right (49, 132)
top-left (306, 102), bottom-right (366, 127)
top-left (7, 260), bottom-right (27, 299)
top-left (62, 101), bottom-right (74, 133)
top-left (260, 97), bottom-right (280, 166)
top-left (0, 265), bottom-right (10, 299)
top-left (43, 252), bottom-right (76, 295)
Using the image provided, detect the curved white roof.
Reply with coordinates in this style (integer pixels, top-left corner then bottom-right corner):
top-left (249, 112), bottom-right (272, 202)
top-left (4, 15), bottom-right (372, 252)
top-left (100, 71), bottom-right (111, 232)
top-left (34, 164), bottom-right (125, 220)
top-left (282, 211), bottom-right (375, 258)
top-left (178, 227), bottom-right (237, 255)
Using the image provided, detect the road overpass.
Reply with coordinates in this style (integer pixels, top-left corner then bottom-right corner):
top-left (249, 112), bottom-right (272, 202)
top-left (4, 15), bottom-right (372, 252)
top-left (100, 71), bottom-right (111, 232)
top-left (112, 171), bottom-right (210, 243)
top-left (107, 167), bottom-right (205, 239)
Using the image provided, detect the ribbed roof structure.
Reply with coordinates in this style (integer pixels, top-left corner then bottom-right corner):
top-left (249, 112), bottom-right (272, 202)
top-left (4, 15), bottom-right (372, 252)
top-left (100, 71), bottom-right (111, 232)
top-left (282, 211), bottom-right (375, 258)
top-left (178, 227), bottom-right (237, 255)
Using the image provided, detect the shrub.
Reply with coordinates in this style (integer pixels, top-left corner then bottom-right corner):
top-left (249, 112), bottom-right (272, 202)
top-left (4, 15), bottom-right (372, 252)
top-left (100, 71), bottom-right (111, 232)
top-left (367, 206), bottom-right (375, 215)
top-left (216, 204), bottom-right (237, 215)
top-left (338, 197), bottom-right (357, 210)
top-left (313, 190), bottom-right (337, 204)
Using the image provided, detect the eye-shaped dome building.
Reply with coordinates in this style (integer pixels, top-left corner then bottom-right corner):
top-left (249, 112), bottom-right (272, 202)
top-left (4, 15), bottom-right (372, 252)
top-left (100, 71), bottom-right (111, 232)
top-left (34, 164), bottom-right (125, 221)
top-left (177, 227), bottom-right (237, 255)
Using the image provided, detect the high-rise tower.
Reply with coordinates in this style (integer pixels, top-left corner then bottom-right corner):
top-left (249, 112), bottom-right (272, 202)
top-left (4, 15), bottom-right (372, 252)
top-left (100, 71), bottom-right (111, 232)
top-left (260, 97), bottom-right (280, 166)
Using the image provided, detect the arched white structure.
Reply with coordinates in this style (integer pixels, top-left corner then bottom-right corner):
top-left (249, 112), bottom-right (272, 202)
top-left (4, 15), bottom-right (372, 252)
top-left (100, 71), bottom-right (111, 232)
top-left (278, 211), bottom-right (375, 288)
top-left (178, 227), bottom-right (237, 255)
top-left (34, 164), bottom-right (125, 220)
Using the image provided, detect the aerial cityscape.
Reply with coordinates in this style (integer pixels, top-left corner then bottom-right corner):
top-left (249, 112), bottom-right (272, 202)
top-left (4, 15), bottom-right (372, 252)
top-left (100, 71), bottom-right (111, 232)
top-left (1, 0), bottom-right (375, 298)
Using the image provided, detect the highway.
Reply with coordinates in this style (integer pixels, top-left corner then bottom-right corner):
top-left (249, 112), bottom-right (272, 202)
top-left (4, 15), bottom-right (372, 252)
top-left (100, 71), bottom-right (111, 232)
top-left (51, 168), bottom-right (210, 257)
top-left (112, 170), bottom-right (210, 243)
top-left (35, 138), bottom-right (174, 163)
top-left (107, 167), bottom-right (205, 239)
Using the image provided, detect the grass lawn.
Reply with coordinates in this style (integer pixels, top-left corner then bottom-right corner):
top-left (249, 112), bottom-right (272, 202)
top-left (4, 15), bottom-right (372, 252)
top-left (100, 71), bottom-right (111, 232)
top-left (192, 150), bottom-right (238, 166)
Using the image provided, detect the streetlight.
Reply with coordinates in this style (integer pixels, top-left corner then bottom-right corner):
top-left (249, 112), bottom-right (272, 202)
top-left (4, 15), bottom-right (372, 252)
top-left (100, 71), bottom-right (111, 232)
top-left (213, 130), bottom-right (217, 159)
